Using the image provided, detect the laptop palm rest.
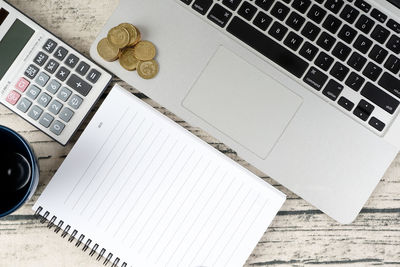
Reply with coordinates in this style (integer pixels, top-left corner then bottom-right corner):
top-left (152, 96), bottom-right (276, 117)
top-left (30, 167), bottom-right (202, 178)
top-left (183, 46), bottom-right (303, 159)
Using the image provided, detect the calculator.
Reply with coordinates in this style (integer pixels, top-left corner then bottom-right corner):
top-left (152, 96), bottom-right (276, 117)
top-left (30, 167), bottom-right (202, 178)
top-left (0, 1), bottom-right (112, 145)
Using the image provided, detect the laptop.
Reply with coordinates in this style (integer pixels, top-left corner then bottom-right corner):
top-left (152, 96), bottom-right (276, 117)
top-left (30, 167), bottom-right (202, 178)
top-left (90, 0), bottom-right (400, 224)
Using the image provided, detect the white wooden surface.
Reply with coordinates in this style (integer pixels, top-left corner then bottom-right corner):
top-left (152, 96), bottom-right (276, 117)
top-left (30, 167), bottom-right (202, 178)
top-left (0, 1), bottom-right (399, 266)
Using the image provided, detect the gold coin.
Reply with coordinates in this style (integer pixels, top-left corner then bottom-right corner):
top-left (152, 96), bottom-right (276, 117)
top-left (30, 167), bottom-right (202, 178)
top-left (137, 60), bottom-right (159, 79)
top-left (119, 23), bottom-right (141, 46)
top-left (133, 41), bottom-right (156, 61)
top-left (119, 48), bottom-right (139, 71)
top-left (107, 26), bottom-right (130, 49)
top-left (97, 38), bottom-right (120, 62)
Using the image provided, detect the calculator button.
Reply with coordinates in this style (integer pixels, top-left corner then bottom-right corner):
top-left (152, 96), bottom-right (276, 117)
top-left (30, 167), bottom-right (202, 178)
top-left (66, 74), bottom-right (92, 96)
top-left (28, 105), bottom-right (43, 121)
top-left (86, 69), bottom-right (101, 84)
top-left (45, 59), bottom-right (60, 74)
top-left (38, 92), bottom-right (52, 108)
top-left (57, 87), bottom-right (72, 102)
top-left (49, 100), bottom-right (63, 115)
top-left (39, 113), bottom-right (54, 128)
top-left (6, 90), bottom-right (21, 105)
top-left (65, 54), bottom-right (79, 68)
top-left (35, 72), bottom-right (50, 87)
top-left (26, 85), bottom-right (41, 100)
top-left (43, 39), bottom-right (58, 53)
top-left (33, 51), bottom-right (49, 67)
top-left (17, 98), bottom-right (32, 113)
top-left (59, 107), bottom-right (74, 122)
top-left (55, 66), bottom-right (71, 82)
top-left (50, 120), bottom-right (65, 136)
top-left (46, 79), bottom-right (61, 94)
top-left (15, 77), bottom-right (30, 92)
top-left (54, 46), bottom-right (68, 61)
top-left (68, 94), bottom-right (83, 110)
top-left (25, 64), bottom-right (39, 79)
top-left (76, 62), bottom-right (90, 76)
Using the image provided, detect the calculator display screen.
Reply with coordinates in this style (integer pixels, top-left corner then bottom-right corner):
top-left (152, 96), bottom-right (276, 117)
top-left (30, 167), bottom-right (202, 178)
top-left (0, 19), bottom-right (34, 80)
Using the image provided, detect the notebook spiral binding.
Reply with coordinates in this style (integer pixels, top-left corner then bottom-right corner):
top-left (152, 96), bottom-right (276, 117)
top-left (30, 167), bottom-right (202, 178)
top-left (35, 206), bottom-right (128, 267)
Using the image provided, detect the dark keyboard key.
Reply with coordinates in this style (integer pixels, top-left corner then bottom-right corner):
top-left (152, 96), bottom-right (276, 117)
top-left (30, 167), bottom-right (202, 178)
top-left (353, 108), bottom-right (370, 121)
top-left (227, 17), bottom-right (309, 78)
top-left (238, 1), bottom-right (257, 20)
top-left (353, 34), bottom-right (373, 54)
top-left (44, 59), bottom-right (59, 74)
top-left (66, 74), bottom-right (93, 96)
top-left (323, 14), bottom-right (342, 34)
top-left (355, 14), bottom-right (375, 34)
top-left (368, 45), bottom-right (388, 64)
top-left (208, 4), bottom-right (232, 27)
top-left (253, 11), bottom-right (273, 31)
top-left (192, 0), bottom-right (213, 15)
top-left (284, 32), bottom-right (304, 51)
top-left (330, 61), bottom-right (349, 81)
top-left (291, 0), bottom-right (311, 13)
top-left (65, 54), bottom-right (79, 68)
top-left (181, 0), bottom-right (193, 5)
top-left (54, 46), bottom-right (68, 61)
top-left (286, 11), bottom-right (305, 31)
top-left (369, 117), bottom-right (385, 131)
top-left (268, 21), bottom-right (288, 41)
top-left (25, 64), bottom-right (40, 79)
top-left (255, 0), bottom-right (274, 11)
top-left (371, 8), bottom-right (387, 24)
top-left (338, 24), bottom-right (357, 44)
top-left (361, 82), bottom-right (400, 114)
top-left (358, 99), bottom-right (375, 114)
top-left (55, 66), bottom-right (70, 82)
top-left (43, 39), bottom-right (57, 54)
top-left (303, 66), bottom-right (328, 91)
top-left (387, 19), bottom-right (400, 34)
top-left (323, 79), bottom-right (343, 101)
top-left (33, 52), bottom-right (49, 67)
top-left (354, 0), bottom-right (371, 13)
top-left (345, 72), bottom-right (365, 91)
top-left (340, 4), bottom-right (360, 24)
top-left (76, 62), bottom-right (90, 76)
top-left (378, 72), bottom-right (400, 99)
top-left (371, 25), bottom-right (390, 44)
top-left (363, 62), bottom-right (382, 81)
top-left (315, 51), bottom-right (334, 71)
top-left (386, 35), bottom-right (400, 54)
top-left (347, 52), bottom-right (367, 71)
top-left (332, 41), bottom-right (351, 61)
top-left (301, 21), bottom-right (320, 41)
top-left (299, 41), bottom-right (319, 61)
top-left (317, 31), bottom-right (336, 51)
top-left (324, 0), bottom-right (344, 14)
top-left (223, 0), bottom-right (242, 11)
top-left (86, 69), bottom-right (101, 84)
top-left (384, 55), bottom-right (400, 74)
top-left (270, 1), bottom-right (290, 21)
top-left (307, 4), bottom-right (327, 24)
top-left (338, 96), bottom-right (355, 111)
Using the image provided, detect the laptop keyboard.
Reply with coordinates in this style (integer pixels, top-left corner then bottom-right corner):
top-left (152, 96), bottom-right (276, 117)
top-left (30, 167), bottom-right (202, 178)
top-left (179, 0), bottom-right (400, 134)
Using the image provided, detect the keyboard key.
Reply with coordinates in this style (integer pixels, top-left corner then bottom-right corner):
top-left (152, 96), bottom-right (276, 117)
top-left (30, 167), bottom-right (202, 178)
top-left (338, 24), bottom-right (357, 44)
top-left (76, 61), bottom-right (90, 76)
top-left (57, 87), bottom-right (72, 102)
top-left (299, 41), bottom-right (319, 61)
top-left (254, 0), bottom-right (274, 11)
top-left (369, 117), bottom-right (385, 131)
top-left (68, 94), bottom-right (83, 110)
top-left (347, 52), bottom-right (367, 71)
top-left (25, 64), bottom-right (39, 79)
top-left (28, 105), bottom-right (43, 121)
top-left (324, 0), bottom-right (344, 14)
top-left (54, 46), bottom-right (68, 61)
top-left (301, 21), bottom-right (320, 41)
top-left (332, 42), bottom-right (351, 61)
top-left (192, 0), bottom-right (213, 15)
top-left (208, 4), bottom-right (232, 28)
top-left (286, 11), bottom-right (305, 31)
top-left (338, 96), bottom-right (355, 111)
top-left (304, 67), bottom-right (328, 91)
top-left (368, 45), bottom-right (388, 64)
top-left (26, 85), bottom-right (41, 100)
top-left (35, 72), bottom-right (50, 87)
top-left (358, 99), bottom-right (374, 114)
top-left (355, 15), bottom-right (375, 34)
top-left (253, 11), bottom-right (273, 31)
top-left (371, 25), bottom-right (390, 44)
top-left (307, 4), bottom-right (327, 24)
top-left (330, 62), bottom-right (349, 81)
top-left (43, 39), bottom-right (57, 54)
top-left (345, 72), bottom-right (365, 91)
top-left (238, 1), bottom-right (257, 20)
top-left (59, 107), bottom-right (74, 123)
top-left (322, 14), bottom-right (342, 34)
top-left (340, 4), bottom-right (359, 24)
top-left (353, 107), bottom-right (369, 121)
top-left (315, 52), bottom-right (334, 71)
top-left (50, 120), bottom-right (65, 136)
top-left (86, 69), bottom-right (102, 84)
top-left (378, 72), bottom-right (400, 99)
top-left (44, 59), bottom-right (59, 74)
top-left (222, 0), bottom-right (242, 11)
top-left (284, 32), bottom-right (303, 51)
top-left (387, 19), bottom-right (400, 34)
top-left (227, 17), bottom-right (309, 78)
top-left (361, 82), bottom-right (399, 114)
top-left (39, 113), bottom-right (54, 128)
top-left (38, 92), bottom-right (52, 108)
top-left (33, 52), bottom-right (49, 67)
top-left (46, 79), bottom-right (61, 94)
top-left (386, 35), bottom-right (400, 54)
top-left (6, 90), bottom-right (21, 105)
top-left (181, 0), bottom-right (193, 5)
top-left (56, 66), bottom-right (71, 82)
top-left (66, 74), bottom-right (92, 96)
top-left (363, 62), bottom-right (382, 82)
top-left (317, 32), bottom-right (336, 51)
top-left (15, 77), bottom-right (30, 93)
top-left (323, 79), bottom-right (343, 101)
top-left (353, 34), bottom-right (373, 54)
top-left (371, 8), bottom-right (387, 24)
top-left (384, 55), bottom-right (400, 75)
top-left (49, 100), bottom-right (63, 115)
top-left (268, 21), bottom-right (288, 41)
top-left (270, 1), bottom-right (290, 21)
top-left (291, 0), bottom-right (311, 13)
top-left (65, 54), bottom-right (79, 68)
top-left (354, 0), bottom-right (371, 13)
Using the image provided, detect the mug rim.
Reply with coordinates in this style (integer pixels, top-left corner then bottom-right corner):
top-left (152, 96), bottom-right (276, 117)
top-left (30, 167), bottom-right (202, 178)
top-left (0, 125), bottom-right (38, 218)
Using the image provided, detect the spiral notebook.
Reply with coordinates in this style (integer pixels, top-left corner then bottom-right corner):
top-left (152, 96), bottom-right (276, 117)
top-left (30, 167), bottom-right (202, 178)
top-left (33, 85), bottom-right (285, 267)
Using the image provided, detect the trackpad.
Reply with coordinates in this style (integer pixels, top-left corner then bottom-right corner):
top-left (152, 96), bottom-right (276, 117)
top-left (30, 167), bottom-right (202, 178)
top-left (182, 46), bottom-right (303, 159)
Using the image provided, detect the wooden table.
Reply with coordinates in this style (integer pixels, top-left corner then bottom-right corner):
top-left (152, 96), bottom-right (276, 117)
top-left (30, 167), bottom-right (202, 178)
top-left (0, 1), bottom-right (399, 266)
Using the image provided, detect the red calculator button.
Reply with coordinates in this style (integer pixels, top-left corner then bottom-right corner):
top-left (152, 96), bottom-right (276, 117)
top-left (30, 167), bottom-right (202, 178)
top-left (6, 90), bottom-right (21, 105)
top-left (15, 77), bottom-right (30, 92)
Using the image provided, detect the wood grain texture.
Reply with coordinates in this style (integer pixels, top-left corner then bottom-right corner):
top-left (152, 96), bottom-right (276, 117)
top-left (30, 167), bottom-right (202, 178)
top-left (0, 0), bottom-right (399, 266)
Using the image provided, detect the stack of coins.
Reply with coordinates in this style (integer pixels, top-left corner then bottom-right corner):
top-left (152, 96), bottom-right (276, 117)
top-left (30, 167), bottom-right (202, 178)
top-left (97, 23), bottom-right (159, 80)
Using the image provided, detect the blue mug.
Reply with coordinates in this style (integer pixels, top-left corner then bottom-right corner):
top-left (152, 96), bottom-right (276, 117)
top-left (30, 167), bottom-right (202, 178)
top-left (0, 125), bottom-right (39, 218)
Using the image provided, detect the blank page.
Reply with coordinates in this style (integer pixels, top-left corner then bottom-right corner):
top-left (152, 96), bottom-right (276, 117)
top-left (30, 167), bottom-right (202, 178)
top-left (33, 85), bottom-right (285, 267)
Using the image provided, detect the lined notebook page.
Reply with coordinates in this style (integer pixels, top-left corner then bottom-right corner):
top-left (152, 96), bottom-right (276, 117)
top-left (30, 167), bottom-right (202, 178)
top-left (33, 85), bottom-right (285, 267)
